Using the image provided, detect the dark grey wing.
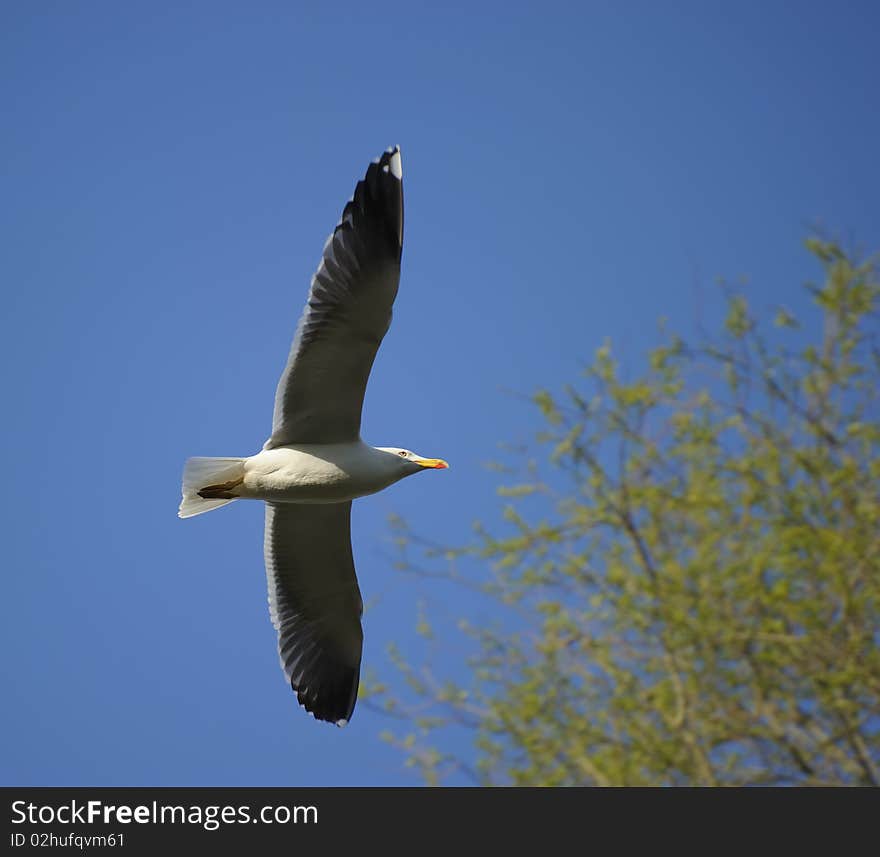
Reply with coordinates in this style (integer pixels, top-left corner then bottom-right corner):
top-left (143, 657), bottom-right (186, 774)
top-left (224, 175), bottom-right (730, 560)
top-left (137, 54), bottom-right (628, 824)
top-left (265, 146), bottom-right (404, 447)
top-left (264, 501), bottom-right (363, 725)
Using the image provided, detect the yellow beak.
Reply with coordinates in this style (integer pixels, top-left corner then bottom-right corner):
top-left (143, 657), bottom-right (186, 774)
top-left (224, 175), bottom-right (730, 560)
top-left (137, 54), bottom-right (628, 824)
top-left (413, 457), bottom-right (449, 469)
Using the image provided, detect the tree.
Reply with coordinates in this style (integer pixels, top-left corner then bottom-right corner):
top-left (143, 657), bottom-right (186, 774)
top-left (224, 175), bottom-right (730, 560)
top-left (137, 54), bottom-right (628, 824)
top-left (366, 238), bottom-right (880, 786)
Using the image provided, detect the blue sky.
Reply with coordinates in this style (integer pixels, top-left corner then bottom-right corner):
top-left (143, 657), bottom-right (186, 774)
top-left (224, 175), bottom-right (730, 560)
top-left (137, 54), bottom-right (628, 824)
top-left (2, 1), bottom-right (878, 786)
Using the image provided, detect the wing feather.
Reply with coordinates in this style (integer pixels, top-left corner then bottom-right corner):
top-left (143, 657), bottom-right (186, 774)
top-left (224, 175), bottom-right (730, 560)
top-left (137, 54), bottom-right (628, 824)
top-left (266, 147), bottom-right (404, 447)
top-left (264, 501), bottom-right (363, 724)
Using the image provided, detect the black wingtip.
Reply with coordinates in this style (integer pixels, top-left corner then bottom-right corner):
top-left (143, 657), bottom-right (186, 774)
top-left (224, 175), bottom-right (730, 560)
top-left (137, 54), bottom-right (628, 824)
top-left (293, 666), bottom-right (360, 727)
top-left (349, 147), bottom-right (403, 252)
top-left (374, 146), bottom-right (402, 181)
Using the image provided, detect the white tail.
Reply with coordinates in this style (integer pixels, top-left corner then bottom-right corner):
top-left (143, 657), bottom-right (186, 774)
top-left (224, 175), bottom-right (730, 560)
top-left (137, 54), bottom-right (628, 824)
top-left (178, 457), bottom-right (246, 519)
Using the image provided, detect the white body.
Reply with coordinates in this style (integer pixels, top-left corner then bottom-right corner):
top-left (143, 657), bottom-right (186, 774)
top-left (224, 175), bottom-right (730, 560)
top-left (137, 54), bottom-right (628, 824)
top-left (241, 442), bottom-right (411, 503)
top-left (178, 442), bottom-right (436, 518)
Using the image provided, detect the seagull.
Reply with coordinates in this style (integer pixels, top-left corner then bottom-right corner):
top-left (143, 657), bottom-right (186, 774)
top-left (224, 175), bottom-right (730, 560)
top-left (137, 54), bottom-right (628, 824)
top-left (178, 146), bottom-right (447, 726)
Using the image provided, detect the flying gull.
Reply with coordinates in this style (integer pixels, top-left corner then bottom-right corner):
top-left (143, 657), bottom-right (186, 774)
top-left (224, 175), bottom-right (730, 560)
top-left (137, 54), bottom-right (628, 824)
top-left (179, 147), bottom-right (447, 726)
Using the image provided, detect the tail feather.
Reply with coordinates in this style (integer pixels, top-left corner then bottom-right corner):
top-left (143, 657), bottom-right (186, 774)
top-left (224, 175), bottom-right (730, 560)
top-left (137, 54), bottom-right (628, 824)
top-left (179, 457), bottom-right (245, 519)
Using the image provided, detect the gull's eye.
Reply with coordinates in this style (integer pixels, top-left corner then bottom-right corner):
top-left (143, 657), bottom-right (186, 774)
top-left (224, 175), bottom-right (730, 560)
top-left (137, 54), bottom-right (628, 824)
top-left (398, 450), bottom-right (408, 457)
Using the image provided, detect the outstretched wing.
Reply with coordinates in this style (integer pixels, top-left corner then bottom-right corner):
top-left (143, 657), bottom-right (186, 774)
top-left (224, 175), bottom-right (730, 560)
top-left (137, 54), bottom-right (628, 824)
top-left (263, 501), bottom-right (363, 725)
top-left (265, 147), bottom-right (404, 447)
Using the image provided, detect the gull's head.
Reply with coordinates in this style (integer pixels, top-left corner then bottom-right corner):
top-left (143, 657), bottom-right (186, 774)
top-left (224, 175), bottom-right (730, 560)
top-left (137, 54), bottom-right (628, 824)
top-left (377, 447), bottom-right (449, 475)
